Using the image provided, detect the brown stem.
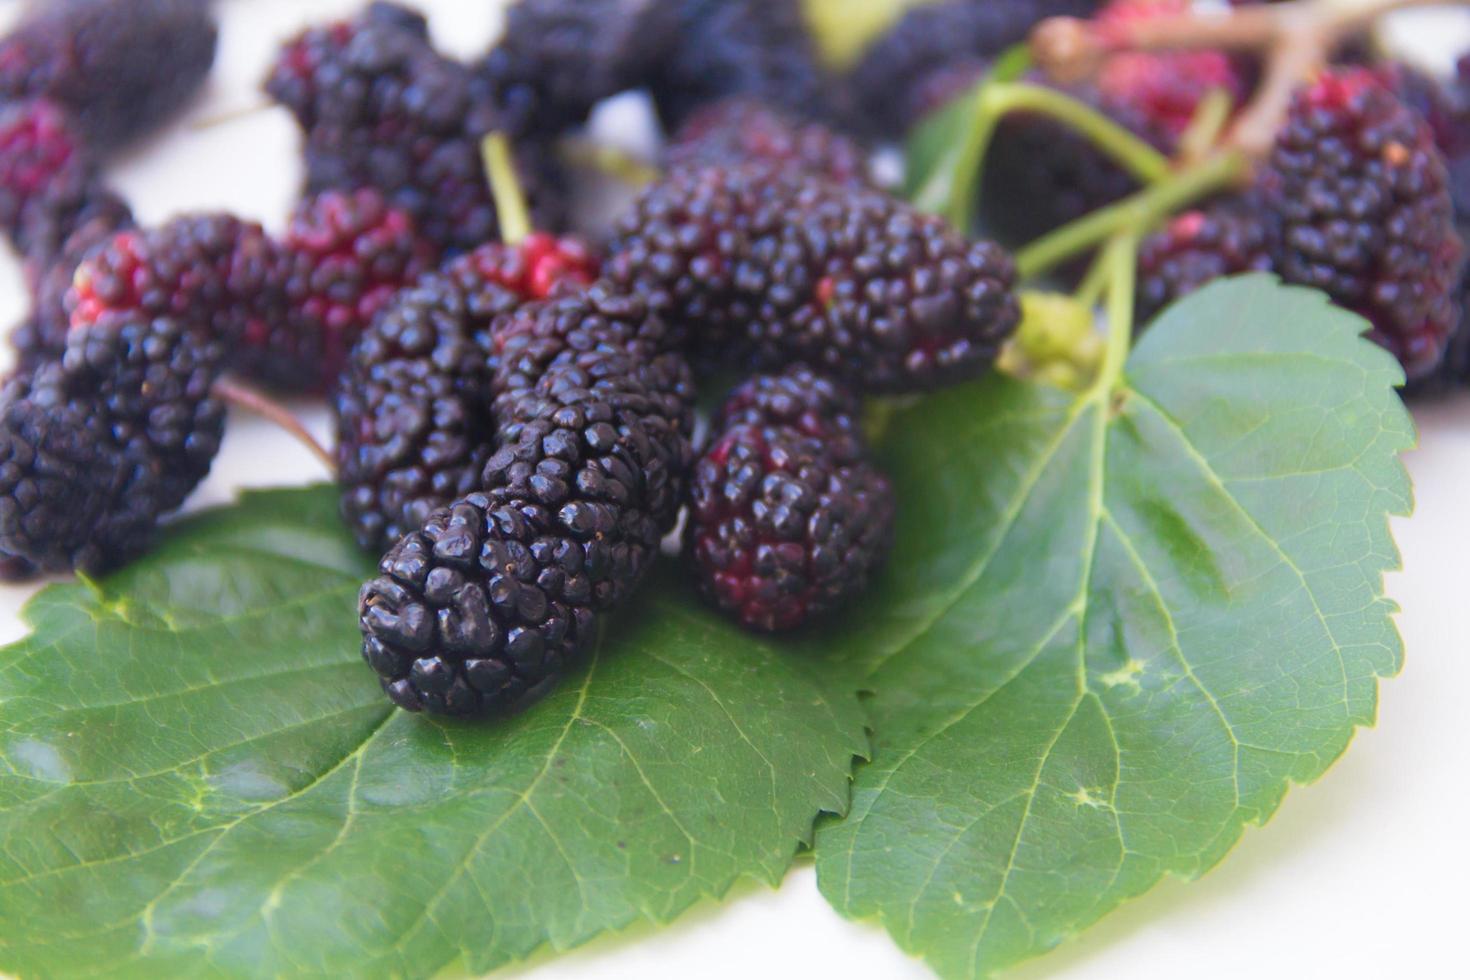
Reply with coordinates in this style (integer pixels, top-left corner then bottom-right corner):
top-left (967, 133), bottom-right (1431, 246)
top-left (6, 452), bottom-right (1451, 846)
top-left (213, 377), bottom-right (336, 473)
top-left (188, 101), bottom-right (275, 131)
top-left (1032, 0), bottom-right (1464, 160)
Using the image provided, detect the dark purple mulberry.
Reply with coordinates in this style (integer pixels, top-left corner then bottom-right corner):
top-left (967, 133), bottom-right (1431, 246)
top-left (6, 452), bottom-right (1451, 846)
top-left (846, 0), bottom-right (1100, 142)
top-left (606, 163), bottom-right (1020, 392)
top-left (1136, 200), bottom-right (1275, 325)
top-left (687, 367), bottom-right (894, 632)
top-left (265, 2), bottom-right (564, 254)
top-left (0, 0), bottom-right (217, 153)
top-left (667, 97), bottom-right (872, 186)
top-left (358, 286), bottom-right (695, 716)
top-left (1258, 68), bottom-right (1464, 378)
top-left (476, 0), bottom-right (678, 139)
top-left (66, 214), bottom-right (285, 351)
top-left (0, 312), bottom-right (227, 576)
top-left (647, 0), bottom-right (834, 131)
top-left (334, 236), bottom-right (598, 554)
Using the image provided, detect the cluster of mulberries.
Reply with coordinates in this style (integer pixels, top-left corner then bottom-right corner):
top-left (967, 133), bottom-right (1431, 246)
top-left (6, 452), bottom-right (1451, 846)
top-left (687, 366), bottom-right (894, 632)
top-left (335, 234), bottom-right (597, 554)
top-left (845, 0), bottom-right (1100, 142)
top-left (606, 162), bottom-right (1020, 391)
top-left (0, 312), bottom-right (226, 576)
top-left (265, 1), bottom-right (563, 255)
top-left (358, 284), bottom-right (695, 716)
top-left (0, 0), bottom-right (217, 153)
top-left (667, 98), bottom-right (872, 186)
top-left (1257, 68), bottom-right (1462, 379)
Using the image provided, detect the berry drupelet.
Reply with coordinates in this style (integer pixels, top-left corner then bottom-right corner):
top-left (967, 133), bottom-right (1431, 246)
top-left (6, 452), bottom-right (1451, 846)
top-left (1258, 68), bottom-right (1464, 379)
top-left (846, 0), bottom-right (1100, 142)
top-left (0, 311), bottom-right (227, 576)
top-left (667, 98), bottom-right (873, 186)
top-left (265, 2), bottom-right (563, 255)
top-left (0, 0), bottom-right (217, 154)
top-left (334, 235), bottom-right (597, 553)
top-left (687, 366), bottom-right (894, 633)
top-left (606, 163), bottom-right (1020, 392)
top-left (243, 189), bottom-right (436, 393)
top-left (358, 285), bottom-right (695, 717)
top-left (1135, 200), bottom-right (1275, 325)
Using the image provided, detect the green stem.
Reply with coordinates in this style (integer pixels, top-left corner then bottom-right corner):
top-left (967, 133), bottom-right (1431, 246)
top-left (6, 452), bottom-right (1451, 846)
top-left (1015, 149), bottom-right (1247, 280)
top-left (481, 132), bottom-right (532, 246)
top-left (1095, 233), bottom-right (1139, 395)
top-left (985, 83), bottom-right (1173, 187)
top-left (944, 86), bottom-right (1002, 233)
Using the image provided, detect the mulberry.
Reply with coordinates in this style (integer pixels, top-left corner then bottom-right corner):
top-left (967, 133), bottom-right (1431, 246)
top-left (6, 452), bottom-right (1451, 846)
top-left (667, 98), bottom-right (872, 186)
top-left (846, 0), bottom-right (1100, 142)
top-left (647, 0), bottom-right (834, 131)
top-left (0, 312), bottom-right (227, 576)
top-left (1136, 200), bottom-right (1275, 325)
top-left (0, 98), bottom-right (130, 264)
top-left (477, 0), bottom-right (678, 139)
top-left (606, 163), bottom-right (1020, 392)
top-left (12, 206), bottom-right (137, 369)
top-left (334, 235), bottom-right (596, 552)
top-left (242, 189), bottom-right (436, 393)
top-left (265, 2), bottom-right (564, 254)
top-left (67, 214), bottom-right (284, 350)
top-left (0, 0), bottom-right (217, 153)
top-left (687, 367), bottom-right (894, 632)
top-left (358, 286), bottom-right (695, 716)
top-left (1258, 68), bottom-right (1464, 378)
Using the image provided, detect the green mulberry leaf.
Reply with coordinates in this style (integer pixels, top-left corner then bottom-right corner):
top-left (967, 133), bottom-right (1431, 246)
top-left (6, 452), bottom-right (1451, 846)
top-left (0, 488), bottom-right (866, 978)
top-left (813, 276), bottom-right (1412, 977)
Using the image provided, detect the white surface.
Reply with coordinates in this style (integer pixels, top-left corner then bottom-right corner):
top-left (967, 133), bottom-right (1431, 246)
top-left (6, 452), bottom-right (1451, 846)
top-left (1, 2), bottom-right (1468, 978)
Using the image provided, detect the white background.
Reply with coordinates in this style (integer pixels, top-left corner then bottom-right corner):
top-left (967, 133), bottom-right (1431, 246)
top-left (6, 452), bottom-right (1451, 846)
top-left (1, 2), bottom-right (1468, 977)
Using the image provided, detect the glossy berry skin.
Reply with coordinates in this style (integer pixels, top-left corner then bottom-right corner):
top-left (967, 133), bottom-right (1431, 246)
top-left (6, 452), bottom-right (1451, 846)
top-left (607, 163), bottom-right (1020, 392)
top-left (0, 312), bottom-right (227, 576)
top-left (667, 98), bottom-right (872, 186)
top-left (334, 235), bottom-right (598, 553)
top-left (265, 2), bottom-right (563, 254)
top-left (244, 189), bottom-right (436, 393)
top-left (0, 0), bottom-right (217, 153)
top-left (1259, 69), bottom-right (1464, 379)
top-left (687, 367), bottom-right (893, 632)
top-left (1136, 201), bottom-right (1275, 326)
top-left (357, 286), bottom-right (694, 717)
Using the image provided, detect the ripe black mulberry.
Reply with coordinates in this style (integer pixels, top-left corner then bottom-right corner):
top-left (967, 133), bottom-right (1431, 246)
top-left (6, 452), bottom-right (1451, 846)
top-left (358, 286), bottom-right (695, 716)
top-left (606, 163), bottom-right (1020, 392)
top-left (667, 98), bottom-right (872, 186)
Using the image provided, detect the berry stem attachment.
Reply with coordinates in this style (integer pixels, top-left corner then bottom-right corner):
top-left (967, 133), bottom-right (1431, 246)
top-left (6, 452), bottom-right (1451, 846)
top-left (188, 100), bottom-right (274, 131)
top-left (560, 137), bottom-right (663, 188)
top-left (1015, 148), bottom-right (1247, 279)
top-left (212, 377), bottom-right (336, 473)
top-left (481, 132), bottom-right (532, 247)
